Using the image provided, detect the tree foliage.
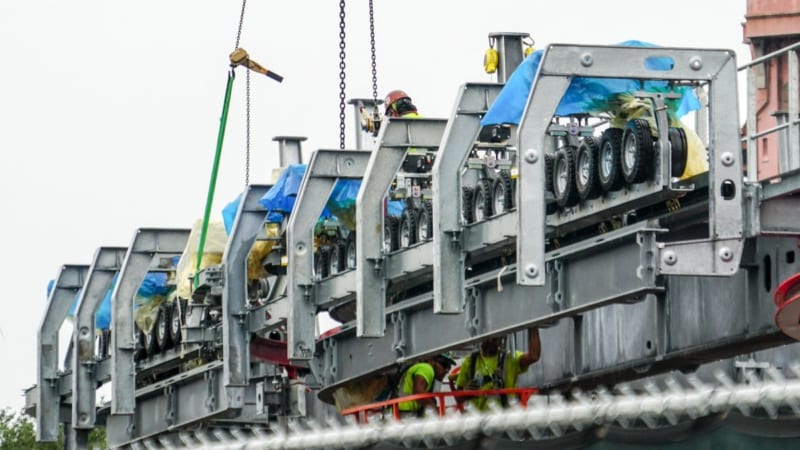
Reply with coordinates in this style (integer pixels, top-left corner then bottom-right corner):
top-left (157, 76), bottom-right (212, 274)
top-left (0, 408), bottom-right (106, 449)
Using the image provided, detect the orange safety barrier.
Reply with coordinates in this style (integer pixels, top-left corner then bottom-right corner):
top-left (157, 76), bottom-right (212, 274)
top-left (340, 387), bottom-right (539, 424)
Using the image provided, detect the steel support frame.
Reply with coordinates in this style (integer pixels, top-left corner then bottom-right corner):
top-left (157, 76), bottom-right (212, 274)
top-left (323, 223), bottom-right (662, 386)
top-left (432, 83), bottom-right (503, 314)
top-left (322, 235), bottom-right (797, 392)
top-left (356, 118), bottom-right (447, 337)
top-left (221, 184), bottom-right (271, 400)
top-left (288, 150), bottom-right (371, 359)
top-left (106, 361), bottom-right (270, 448)
top-left (71, 246), bottom-right (127, 444)
top-left (516, 45), bottom-right (745, 285)
top-left (36, 264), bottom-right (89, 441)
top-left (111, 228), bottom-right (190, 415)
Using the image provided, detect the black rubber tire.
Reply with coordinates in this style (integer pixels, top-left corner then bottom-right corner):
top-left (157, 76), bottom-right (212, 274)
top-left (399, 207), bottom-right (418, 248)
top-left (384, 216), bottom-right (400, 252)
top-left (144, 310), bottom-right (159, 357)
top-left (544, 153), bottom-right (554, 194)
top-left (599, 127), bottom-right (625, 192)
top-left (492, 170), bottom-right (514, 213)
top-left (170, 298), bottom-right (186, 346)
top-left (576, 136), bottom-right (602, 201)
top-left (621, 119), bottom-right (654, 184)
top-left (345, 232), bottom-right (357, 269)
top-left (96, 329), bottom-right (110, 359)
top-left (553, 146), bottom-right (580, 208)
top-left (328, 242), bottom-right (346, 275)
top-left (314, 245), bottom-right (330, 280)
top-left (462, 186), bottom-right (475, 224)
top-left (416, 200), bottom-right (433, 242)
top-left (472, 178), bottom-right (494, 221)
top-left (668, 127), bottom-right (688, 178)
top-left (134, 327), bottom-right (147, 362)
top-left (155, 303), bottom-right (173, 351)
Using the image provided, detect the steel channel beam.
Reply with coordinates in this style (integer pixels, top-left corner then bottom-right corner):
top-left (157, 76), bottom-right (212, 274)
top-left (288, 150), bottom-right (371, 360)
top-left (72, 247), bottom-right (127, 436)
top-left (757, 196), bottom-right (800, 235)
top-left (221, 185), bottom-right (270, 403)
top-left (106, 361), bottom-right (266, 448)
top-left (432, 83), bottom-right (503, 313)
top-left (323, 234), bottom-right (798, 394)
top-left (322, 225), bottom-right (660, 386)
top-left (36, 264), bottom-right (89, 441)
top-left (356, 118), bottom-right (447, 337)
top-left (111, 228), bottom-right (190, 415)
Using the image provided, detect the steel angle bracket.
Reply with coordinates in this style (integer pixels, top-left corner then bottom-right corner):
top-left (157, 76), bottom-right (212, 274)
top-left (356, 117), bottom-right (447, 337)
top-left (288, 149), bottom-right (371, 360)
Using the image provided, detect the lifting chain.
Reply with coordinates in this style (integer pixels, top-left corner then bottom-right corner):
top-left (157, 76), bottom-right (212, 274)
top-left (233, 0), bottom-right (251, 187)
top-left (338, 0), bottom-right (347, 150)
top-left (368, 0), bottom-right (379, 111)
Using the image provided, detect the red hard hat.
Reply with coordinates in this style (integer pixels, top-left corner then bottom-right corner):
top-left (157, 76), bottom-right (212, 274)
top-left (384, 89), bottom-right (411, 114)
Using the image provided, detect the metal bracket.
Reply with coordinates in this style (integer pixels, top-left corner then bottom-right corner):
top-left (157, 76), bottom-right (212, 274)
top-left (464, 287), bottom-right (482, 337)
top-left (391, 311), bottom-right (407, 357)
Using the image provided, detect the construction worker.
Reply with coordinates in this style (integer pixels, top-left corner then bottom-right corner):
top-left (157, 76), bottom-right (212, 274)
top-left (396, 353), bottom-right (456, 417)
top-left (453, 327), bottom-right (541, 411)
top-left (384, 89), bottom-right (421, 118)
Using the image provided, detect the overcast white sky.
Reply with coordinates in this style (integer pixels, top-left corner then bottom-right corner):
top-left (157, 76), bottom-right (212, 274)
top-left (0, 1), bottom-right (751, 412)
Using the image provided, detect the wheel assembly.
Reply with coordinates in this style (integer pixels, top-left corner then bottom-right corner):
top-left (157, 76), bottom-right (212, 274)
top-left (314, 246), bottom-right (331, 279)
top-left (544, 153), bottom-right (554, 194)
top-left (416, 200), bottom-right (433, 242)
top-left (576, 136), bottom-right (601, 201)
top-left (328, 242), bottom-right (346, 275)
top-left (399, 207), bottom-right (418, 248)
top-left (553, 146), bottom-right (580, 208)
top-left (599, 127), bottom-right (625, 192)
top-left (144, 310), bottom-right (160, 357)
top-left (383, 215), bottom-right (400, 252)
top-left (472, 178), bottom-right (494, 221)
top-left (134, 326), bottom-right (147, 362)
top-left (621, 119), bottom-right (654, 184)
top-left (155, 303), bottom-right (173, 351)
top-left (462, 186), bottom-right (475, 224)
top-left (169, 298), bottom-right (186, 346)
top-left (668, 127), bottom-right (688, 178)
top-left (492, 170), bottom-right (514, 214)
top-left (345, 232), bottom-right (356, 269)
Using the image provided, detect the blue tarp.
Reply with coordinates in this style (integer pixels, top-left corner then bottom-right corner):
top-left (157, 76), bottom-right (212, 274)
top-left (49, 272), bottom-right (170, 330)
top-left (481, 40), bottom-right (701, 127)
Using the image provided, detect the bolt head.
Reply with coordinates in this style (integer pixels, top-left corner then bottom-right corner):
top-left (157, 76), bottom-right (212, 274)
top-left (524, 149), bottom-right (539, 164)
top-left (525, 263), bottom-right (539, 277)
top-left (721, 152), bottom-right (734, 166)
top-left (689, 57), bottom-right (703, 71)
top-left (580, 53), bottom-right (593, 67)
top-left (663, 250), bottom-right (677, 265)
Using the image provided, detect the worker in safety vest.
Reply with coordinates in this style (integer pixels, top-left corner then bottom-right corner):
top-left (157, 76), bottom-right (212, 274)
top-left (453, 327), bottom-right (541, 411)
top-left (396, 353), bottom-right (456, 416)
top-left (384, 89), bottom-right (421, 119)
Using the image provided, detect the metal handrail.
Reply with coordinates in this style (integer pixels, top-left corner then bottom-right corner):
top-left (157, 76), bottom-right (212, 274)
top-left (340, 387), bottom-right (539, 423)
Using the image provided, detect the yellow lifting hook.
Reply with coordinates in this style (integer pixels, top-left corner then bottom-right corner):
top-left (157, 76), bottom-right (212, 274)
top-left (229, 48), bottom-right (283, 83)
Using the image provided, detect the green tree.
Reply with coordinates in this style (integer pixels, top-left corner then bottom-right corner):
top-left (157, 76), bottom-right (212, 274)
top-left (0, 408), bottom-right (107, 449)
top-left (0, 408), bottom-right (58, 450)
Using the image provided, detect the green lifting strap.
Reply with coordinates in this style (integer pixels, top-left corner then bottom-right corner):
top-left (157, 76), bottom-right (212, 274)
top-left (195, 69), bottom-right (236, 289)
